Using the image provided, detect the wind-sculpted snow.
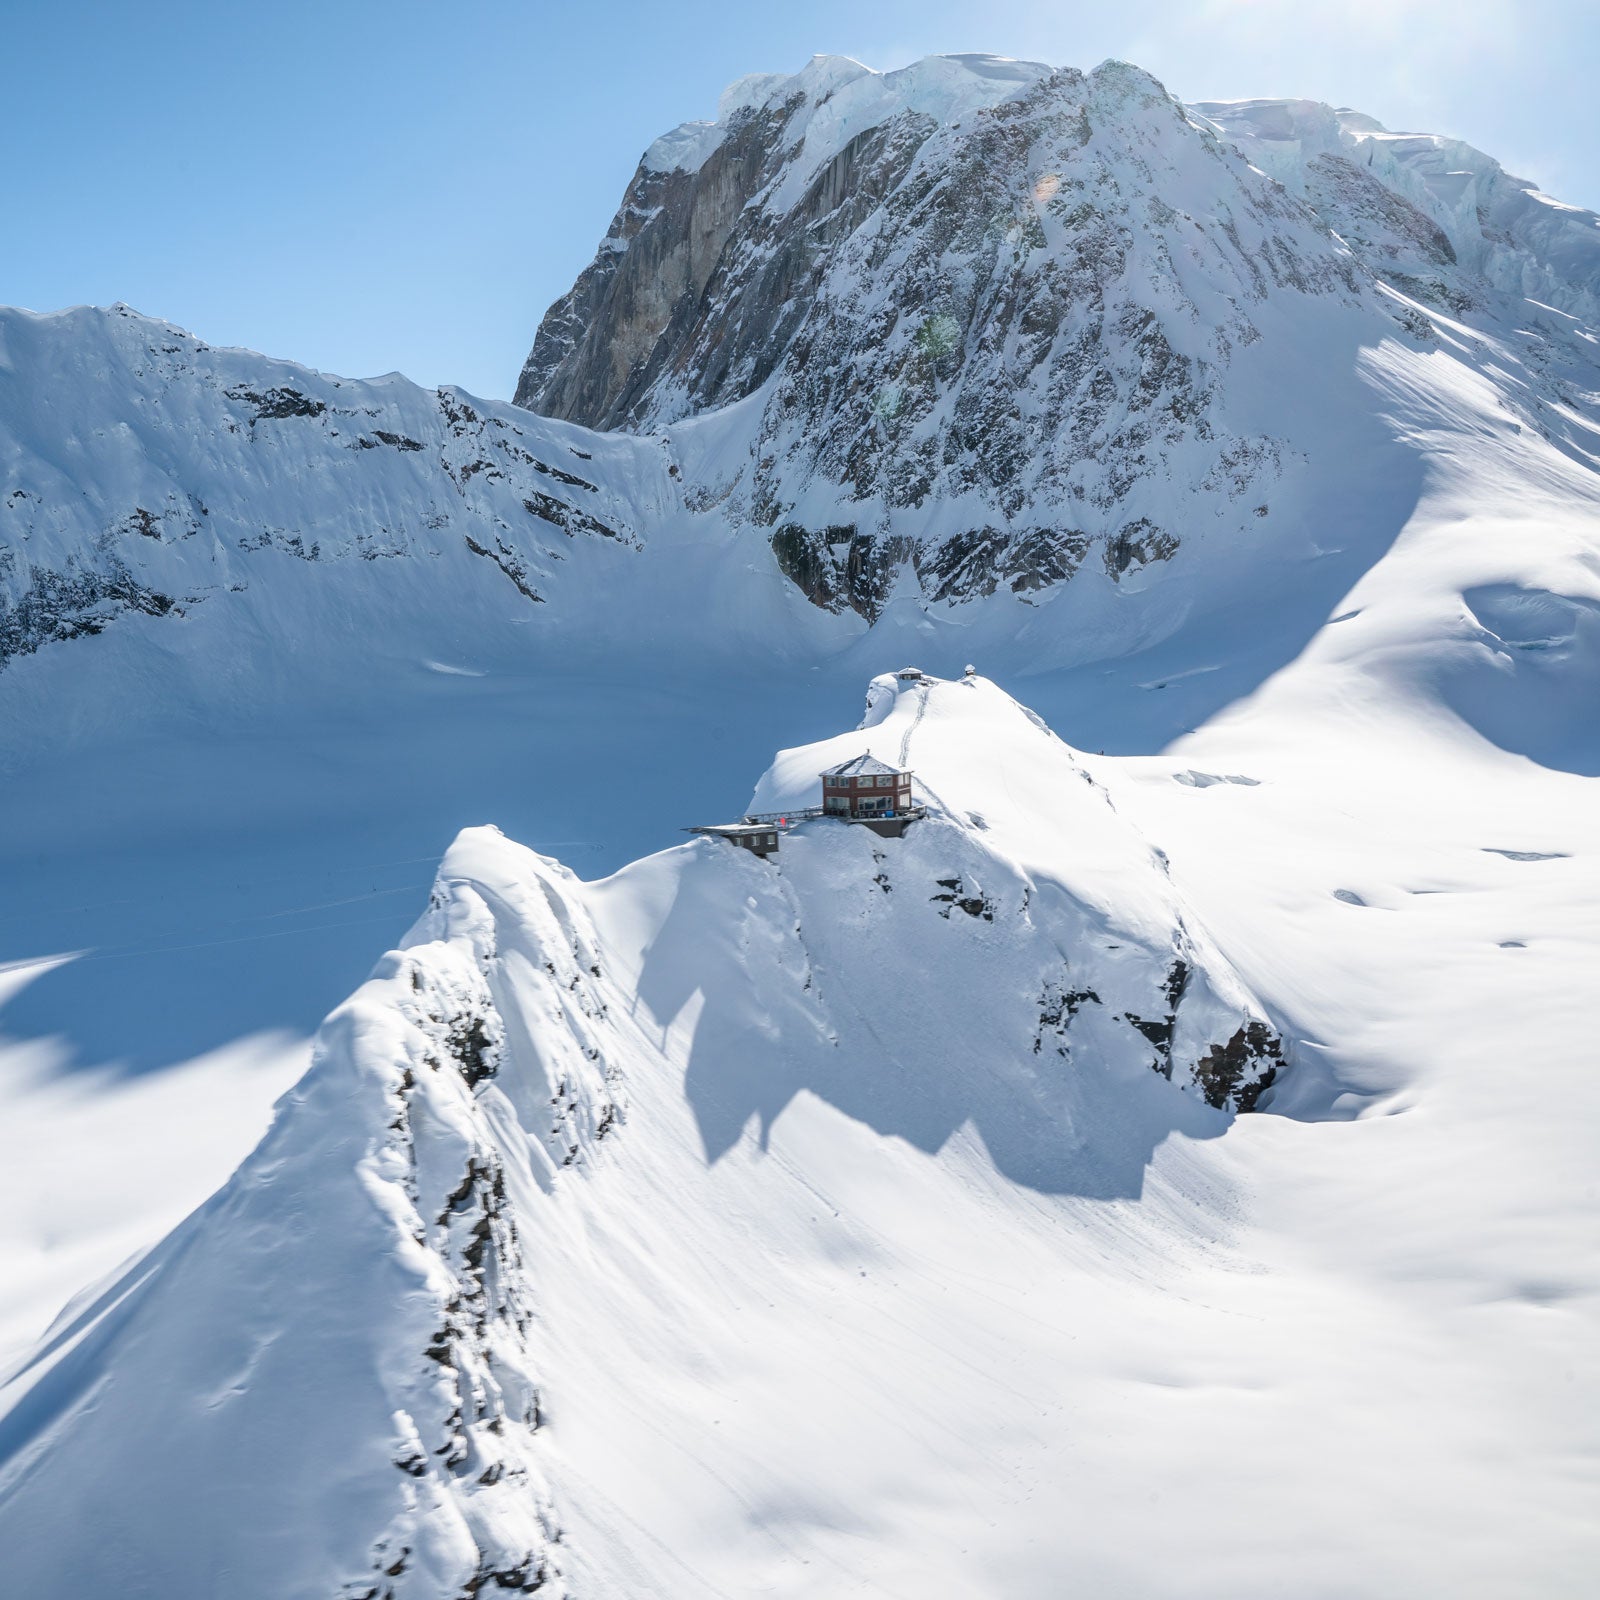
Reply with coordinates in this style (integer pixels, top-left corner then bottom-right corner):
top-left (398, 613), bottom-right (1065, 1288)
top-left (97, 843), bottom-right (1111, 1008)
top-left (0, 675), bottom-right (1286, 1596)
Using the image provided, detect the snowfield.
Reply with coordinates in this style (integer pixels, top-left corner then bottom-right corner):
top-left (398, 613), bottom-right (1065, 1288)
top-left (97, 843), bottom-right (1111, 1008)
top-left (1, 47), bottom-right (1599, 1600)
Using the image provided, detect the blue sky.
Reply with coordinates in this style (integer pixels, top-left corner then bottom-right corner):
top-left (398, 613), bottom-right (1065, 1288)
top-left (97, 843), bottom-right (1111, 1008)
top-left (4, 0), bottom-right (1593, 399)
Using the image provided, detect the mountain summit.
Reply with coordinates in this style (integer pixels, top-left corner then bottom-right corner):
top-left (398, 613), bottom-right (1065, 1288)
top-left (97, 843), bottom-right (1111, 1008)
top-left (515, 54), bottom-right (1599, 620)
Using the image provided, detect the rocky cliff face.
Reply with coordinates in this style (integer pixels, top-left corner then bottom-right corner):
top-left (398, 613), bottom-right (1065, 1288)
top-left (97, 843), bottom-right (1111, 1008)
top-left (516, 55), bottom-right (1055, 429)
top-left (518, 56), bottom-right (1600, 621)
top-left (518, 58), bottom-right (1353, 615)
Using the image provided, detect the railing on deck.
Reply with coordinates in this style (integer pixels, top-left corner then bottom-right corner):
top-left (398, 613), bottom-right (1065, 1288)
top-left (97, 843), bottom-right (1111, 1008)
top-left (739, 804), bottom-right (927, 828)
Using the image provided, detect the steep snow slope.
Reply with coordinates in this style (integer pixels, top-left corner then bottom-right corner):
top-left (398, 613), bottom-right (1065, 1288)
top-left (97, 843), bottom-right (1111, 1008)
top-left (0, 676), bottom-right (1284, 1595)
top-left (2, 673), bottom-right (1594, 1599)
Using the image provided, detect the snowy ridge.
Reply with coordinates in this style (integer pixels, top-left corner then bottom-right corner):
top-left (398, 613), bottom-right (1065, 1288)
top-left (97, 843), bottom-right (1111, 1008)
top-left (1195, 98), bottom-right (1600, 324)
top-left (0, 675), bottom-right (1288, 1596)
top-left (642, 52), bottom-right (1050, 179)
top-left (0, 303), bottom-right (667, 673)
top-left (0, 829), bottom-right (628, 1597)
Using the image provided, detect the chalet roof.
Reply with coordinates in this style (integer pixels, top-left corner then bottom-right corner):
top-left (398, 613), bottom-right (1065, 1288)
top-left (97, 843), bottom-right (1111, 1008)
top-left (821, 753), bottom-right (908, 779)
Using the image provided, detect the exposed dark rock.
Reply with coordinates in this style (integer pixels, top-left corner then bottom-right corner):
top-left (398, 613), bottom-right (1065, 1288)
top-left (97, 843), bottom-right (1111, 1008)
top-left (531, 459), bottom-right (598, 493)
top-left (464, 534), bottom-right (543, 603)
top-left (931, 875), bottom-right (996, 921)
top-left (1123, 959), bottom-right (1190, 1077)
top-left (1105, 518), bottom-right (1179, 579)
top-left (0, 556), bottom-right (181, 669)
top-left (1188, 1019), bottom-right (1284, 1111)
top-left (445, 1010), bottom-right (499, 1088)
top-left (238, 528), bottom-right (321, 560)
top-left (225, 384), bottom-right (327, 423)
top-left (1034, 974), bottom-right (1102, 1055)
top-left (521, 490), bottom-right (631, 545)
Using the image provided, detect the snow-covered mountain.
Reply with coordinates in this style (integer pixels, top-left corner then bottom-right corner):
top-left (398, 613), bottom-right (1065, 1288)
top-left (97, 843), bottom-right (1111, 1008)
top-left (1193, 96), bottom-right (1600, 325)
top-left (6, 651), bottom-right (1598, 1594)
top-left (0, 303), bottom-right (666, 675)
top-left (519, 54), bottom-right (1599, 618)
top-left (0, 675), bottom-right (1297, 1596)
top-left (2, 49), bottom-right (1600, 1600)
top-left (7, 56), bottom-right (1597, 680)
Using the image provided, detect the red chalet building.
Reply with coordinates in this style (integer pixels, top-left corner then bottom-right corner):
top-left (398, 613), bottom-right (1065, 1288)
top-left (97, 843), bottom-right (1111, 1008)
top-left (821, 755), bottom-right (916, 833)
top-left (691, 754), bottom-right (921, 857)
